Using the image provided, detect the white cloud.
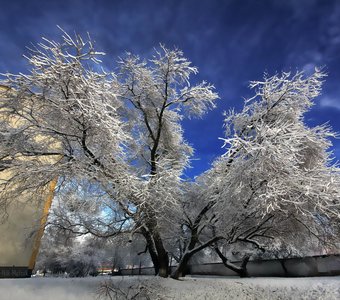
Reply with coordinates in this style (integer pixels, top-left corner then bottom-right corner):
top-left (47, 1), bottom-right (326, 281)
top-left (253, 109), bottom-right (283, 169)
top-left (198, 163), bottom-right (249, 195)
top-left (302, 63), bottom-right (317, 75)
top-left (319, 96), bottom-right (340, 110)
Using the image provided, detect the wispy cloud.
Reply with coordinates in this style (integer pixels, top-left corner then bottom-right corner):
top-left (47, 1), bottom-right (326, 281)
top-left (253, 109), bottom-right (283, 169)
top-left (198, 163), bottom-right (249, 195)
top-left (319, 96), bottom-right (340, 110)
top-left (1, 0), bottom-right (340, 177)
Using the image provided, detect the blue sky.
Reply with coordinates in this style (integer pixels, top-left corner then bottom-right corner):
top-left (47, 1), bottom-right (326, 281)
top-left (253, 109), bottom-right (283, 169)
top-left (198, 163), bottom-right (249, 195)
top-left (1, 0), bottom-right (340, 178)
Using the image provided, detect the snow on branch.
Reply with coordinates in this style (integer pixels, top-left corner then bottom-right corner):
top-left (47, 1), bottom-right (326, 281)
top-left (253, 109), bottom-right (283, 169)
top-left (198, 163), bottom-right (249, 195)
top-left (214, 69), bottom-right (340, 219)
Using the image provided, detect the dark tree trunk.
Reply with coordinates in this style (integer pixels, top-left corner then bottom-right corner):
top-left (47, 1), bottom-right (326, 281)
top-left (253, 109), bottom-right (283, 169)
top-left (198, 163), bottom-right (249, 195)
top-left (171, 253), bottom-right (190, 279)
top-left (141, 218), bottom-right (169, 277)
top-left (152, 230), bottom-right (169, 277)
top-left (279, 259), bottom-right (288, 276)
top-left (141, 227), bottom-right (161, 275)
top-left (215, 247), bottom-right (250, 278)
top-left (157, 252), bottom-right (169, 277)
top-left (171, 236), bottom-right (222, 279)
top-left (239, 255), bottom-right (250, 277)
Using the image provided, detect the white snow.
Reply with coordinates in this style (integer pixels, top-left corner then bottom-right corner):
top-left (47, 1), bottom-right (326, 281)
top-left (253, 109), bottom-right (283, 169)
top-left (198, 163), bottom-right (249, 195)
top-left (0, 276), bottom-right (339, 300)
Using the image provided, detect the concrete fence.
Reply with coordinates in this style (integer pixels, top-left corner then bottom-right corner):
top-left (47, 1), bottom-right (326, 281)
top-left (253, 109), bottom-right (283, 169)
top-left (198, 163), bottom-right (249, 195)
top-left (0, 267), bottom-right (31, 278)
top-left (119, 254), bottom-right (340, 277)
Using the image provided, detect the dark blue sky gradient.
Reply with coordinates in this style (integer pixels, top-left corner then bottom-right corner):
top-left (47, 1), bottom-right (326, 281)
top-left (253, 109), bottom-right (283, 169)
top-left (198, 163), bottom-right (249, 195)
top-left (1, 0), bottom-right (340, 178)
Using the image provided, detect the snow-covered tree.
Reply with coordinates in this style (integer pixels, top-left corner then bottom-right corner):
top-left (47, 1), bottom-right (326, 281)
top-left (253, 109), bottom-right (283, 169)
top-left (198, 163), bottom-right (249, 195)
top-left (216, 70), bottom-right (340, 218)
top-left (0, 29), bottom-right (218, 277)
top-left (36, 226), bottom-right (107, 277)
top-left (171, 70), bottom-right (340, 279)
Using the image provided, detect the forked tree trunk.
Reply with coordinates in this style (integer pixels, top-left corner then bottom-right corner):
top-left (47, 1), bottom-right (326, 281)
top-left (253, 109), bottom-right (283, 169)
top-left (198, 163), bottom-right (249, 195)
top-left (215, 247), bottom-right (250, 278)
top-left (171, 236), bottom-right (222, 279)
top-left (171, 253), bottom-right (190, 279)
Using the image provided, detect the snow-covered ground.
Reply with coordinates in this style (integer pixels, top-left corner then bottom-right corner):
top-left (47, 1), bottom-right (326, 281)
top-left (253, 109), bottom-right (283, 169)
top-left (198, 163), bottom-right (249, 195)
top-left (0, 275), bottom-right (339, 300)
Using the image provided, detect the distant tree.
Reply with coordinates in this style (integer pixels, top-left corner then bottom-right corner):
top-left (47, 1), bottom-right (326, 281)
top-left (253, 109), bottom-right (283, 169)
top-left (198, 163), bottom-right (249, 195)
top-left (36, 225), bottom-right (105, 277)
top-left (0, 29), bottom-right (218, 277)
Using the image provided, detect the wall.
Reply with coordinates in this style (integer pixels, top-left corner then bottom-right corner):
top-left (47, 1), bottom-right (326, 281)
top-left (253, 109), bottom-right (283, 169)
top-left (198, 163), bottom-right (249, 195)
top-left (0, 86), bottom-right (58, 278)
top-left (118, 254), bottom-right (340, 277)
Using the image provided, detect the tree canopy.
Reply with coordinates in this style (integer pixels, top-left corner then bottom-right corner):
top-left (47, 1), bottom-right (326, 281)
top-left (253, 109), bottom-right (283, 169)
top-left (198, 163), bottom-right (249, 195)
top-left (1, 30), bottom-right (339, 278)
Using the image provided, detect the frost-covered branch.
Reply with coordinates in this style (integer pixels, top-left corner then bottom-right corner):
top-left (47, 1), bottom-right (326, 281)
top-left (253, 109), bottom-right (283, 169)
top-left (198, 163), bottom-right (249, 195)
top-left (0, 30), bottom-right (219, 278)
